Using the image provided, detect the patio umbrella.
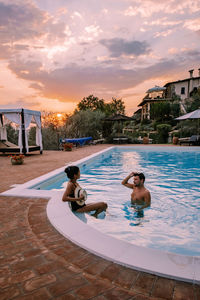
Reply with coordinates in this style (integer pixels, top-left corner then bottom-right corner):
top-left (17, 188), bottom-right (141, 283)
top-left (104, 114), bottom-right (134, 121)
top-left (175, 108), bottom-right (200, 120)
top-left (104, 114), bottom-right (133, 134)
top-left (175, 108), bottom-right (200, 134)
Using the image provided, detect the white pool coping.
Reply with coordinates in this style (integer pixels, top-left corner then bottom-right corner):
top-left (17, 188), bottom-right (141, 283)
top-left (1, 146), bottom-right (199, 284)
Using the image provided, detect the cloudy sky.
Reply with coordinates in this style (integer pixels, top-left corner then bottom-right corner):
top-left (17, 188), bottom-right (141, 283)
top-left (0, 0), bottom-right (200, 115)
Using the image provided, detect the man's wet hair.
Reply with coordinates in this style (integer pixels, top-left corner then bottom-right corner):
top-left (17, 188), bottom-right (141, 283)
top-left (134, 172), bottom-right (145, 182)
top-left (65, 166), bottom-right (79, 179)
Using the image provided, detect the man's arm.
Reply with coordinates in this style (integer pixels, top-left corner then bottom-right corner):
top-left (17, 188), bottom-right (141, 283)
top-left (121, 173), bottom-right (134, 189)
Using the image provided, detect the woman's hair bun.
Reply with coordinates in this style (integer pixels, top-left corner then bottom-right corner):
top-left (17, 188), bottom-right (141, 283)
top-left (64, 165), bottom-right (79, 179)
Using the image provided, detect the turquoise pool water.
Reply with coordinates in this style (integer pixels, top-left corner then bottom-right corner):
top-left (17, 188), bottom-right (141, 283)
top-left (32, 146), bottom-right (200, 256)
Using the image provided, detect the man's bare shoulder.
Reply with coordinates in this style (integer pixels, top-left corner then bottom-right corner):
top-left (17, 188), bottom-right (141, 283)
top-left (135, 186), bottom-right (150, 193)
top-left (144, 188), bottom-right (150, 194)
top-left (144, 188), bottom-right (151, 200)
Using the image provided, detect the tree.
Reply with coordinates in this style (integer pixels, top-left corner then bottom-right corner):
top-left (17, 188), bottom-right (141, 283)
top-left (42, 126), bottom-right (59, 150)
top-left (77, 95), bottom-right (125, 116)
top-left (41, 111), bottom-right (69, 128)
top-left (77, 95), bottom-right (105, 112)
top-left (5, 123), bottom-right (18, 144)
top-left (41, 112), bottom-right (69, 150)
top-left (170, 103), bottom-right (180, 118)
top-left (187, 88), bottom-right (200, 112)
top-left (65, 110), bottom-right (105, 139)
top-left (105, 97), bottom-right (125, 115)
top-left (28, 127), bottom-right (36, 145)
top-left (150, 101), bottom-right (180, 121)
top-left (150, 102), bottom-right (170, 121)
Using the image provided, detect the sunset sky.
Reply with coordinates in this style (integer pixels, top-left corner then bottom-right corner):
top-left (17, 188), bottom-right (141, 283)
top-left (0, 0), bottom-right (200, 115)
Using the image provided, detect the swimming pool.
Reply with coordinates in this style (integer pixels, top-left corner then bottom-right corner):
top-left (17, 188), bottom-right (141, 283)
top-left (32, 146), bottom-right (200, 257)
top-left (2, 145), bottom-right (199, 282)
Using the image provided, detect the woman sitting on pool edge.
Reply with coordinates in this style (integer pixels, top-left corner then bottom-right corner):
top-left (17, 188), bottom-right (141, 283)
top-left (62, 166), bottom-right (108, 218)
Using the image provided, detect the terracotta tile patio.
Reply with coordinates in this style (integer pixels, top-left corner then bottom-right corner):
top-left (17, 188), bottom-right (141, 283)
top-left (0, 145), bottom-right (199, 299)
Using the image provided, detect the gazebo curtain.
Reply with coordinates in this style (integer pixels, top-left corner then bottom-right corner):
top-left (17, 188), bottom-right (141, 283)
top-left (24, 113), bottom-right (33, 153)
top-left (33, 115), bottom-right (43, 151)
top-left (0, 116), bottom-right (7, 141)
top-left (3, 112), bottom-right (23, 152)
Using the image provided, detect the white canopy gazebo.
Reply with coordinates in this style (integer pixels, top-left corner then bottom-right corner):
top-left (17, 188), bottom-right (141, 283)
top-left (0, 108), bottom-right (43, 154)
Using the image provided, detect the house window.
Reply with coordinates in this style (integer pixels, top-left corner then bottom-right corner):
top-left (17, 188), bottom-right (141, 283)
top-left (181, 87), bottom-right (185, 94)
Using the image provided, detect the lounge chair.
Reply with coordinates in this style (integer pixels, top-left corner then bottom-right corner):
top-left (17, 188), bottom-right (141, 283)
top-left (60, 137), bottom-right (93, 147)
top-left (113, 136), bottom-right (129, 144)
top-left (179, 135), bottom-right (200, 146)
top-left (0, 140), bottom-right (41, 154)
top-left (91, 138), bottom-right (105, 145)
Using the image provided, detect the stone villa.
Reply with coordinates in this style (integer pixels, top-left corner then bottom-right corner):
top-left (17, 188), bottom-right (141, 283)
top-left (136, 69), bottom-right (200, 120)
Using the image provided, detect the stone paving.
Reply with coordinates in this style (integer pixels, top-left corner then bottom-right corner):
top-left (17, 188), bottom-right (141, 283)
top-left (0, 146), bottom-right (199, 299)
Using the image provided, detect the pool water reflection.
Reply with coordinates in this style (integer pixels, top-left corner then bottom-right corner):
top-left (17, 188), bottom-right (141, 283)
top-left (75, 147), bottom-right (200, 256)
top-left (33, 146), bottom-right (200, 256)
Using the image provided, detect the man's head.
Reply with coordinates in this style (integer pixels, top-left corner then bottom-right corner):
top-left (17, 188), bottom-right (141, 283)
top-left (133, 172), bottom-right (145, 186)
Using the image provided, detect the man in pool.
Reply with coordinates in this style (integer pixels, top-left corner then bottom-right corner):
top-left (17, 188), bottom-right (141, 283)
top-left (121, 172), bottom-right (151, 211)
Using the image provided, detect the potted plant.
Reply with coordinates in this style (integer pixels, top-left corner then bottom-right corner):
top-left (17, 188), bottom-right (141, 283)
top-left (143, 136), bottom-right (149, 144)
top-left (63, 142), bottom-right (73, 151)
top-left (172, 133), bottom-right (179, 145)
top-left (10, 154), bottom-right (24, 165)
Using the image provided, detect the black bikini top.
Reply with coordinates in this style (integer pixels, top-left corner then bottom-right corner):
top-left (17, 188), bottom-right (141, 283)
top-left (69, 182), bottom-right (77, 198)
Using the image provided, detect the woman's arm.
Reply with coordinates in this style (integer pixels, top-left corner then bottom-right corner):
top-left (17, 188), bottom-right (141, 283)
top-left (62, 182), bottom-right (84, 202)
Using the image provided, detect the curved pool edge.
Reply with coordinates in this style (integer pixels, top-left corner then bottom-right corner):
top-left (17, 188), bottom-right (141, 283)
top-left (47, 195), bottom-right (200, 284)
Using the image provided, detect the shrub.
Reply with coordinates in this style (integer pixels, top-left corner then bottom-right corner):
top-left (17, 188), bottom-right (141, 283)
top-left (149, 132), bottom-right (159, 144)
top-left (156, 124), bottom-right (172, 143)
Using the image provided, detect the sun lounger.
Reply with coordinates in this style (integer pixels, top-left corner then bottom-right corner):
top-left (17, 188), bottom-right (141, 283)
top-left (113, 137), bottom-right (129, 144)
top-left (0, 140), bottom-right (41, 154)
top-left (179, 135), bottom-right (200, 146)
top-left (60, 137), bottom-right (93, 147)
top-left (92, 139), bottom-right (105, 145)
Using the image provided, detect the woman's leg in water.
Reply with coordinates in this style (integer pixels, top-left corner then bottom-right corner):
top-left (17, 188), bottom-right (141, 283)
top-left (77, 202), bottom-right (107, 217)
